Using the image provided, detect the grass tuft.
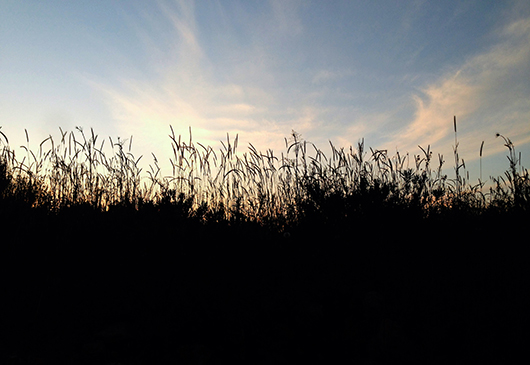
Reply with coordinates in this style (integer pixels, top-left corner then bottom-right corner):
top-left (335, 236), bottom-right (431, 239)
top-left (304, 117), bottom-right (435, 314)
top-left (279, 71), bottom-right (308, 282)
top-left (1, 120), bottom-right (528, 234)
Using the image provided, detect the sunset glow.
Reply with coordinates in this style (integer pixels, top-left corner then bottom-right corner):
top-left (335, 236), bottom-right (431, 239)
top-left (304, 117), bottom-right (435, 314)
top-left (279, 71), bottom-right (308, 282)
top-left (1, 0), bottom-right (529, 181)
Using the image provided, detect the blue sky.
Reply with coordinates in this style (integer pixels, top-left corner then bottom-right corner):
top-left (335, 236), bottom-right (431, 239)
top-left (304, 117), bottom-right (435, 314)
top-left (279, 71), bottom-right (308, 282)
top-left (1, 0), bottom-right (529, 183)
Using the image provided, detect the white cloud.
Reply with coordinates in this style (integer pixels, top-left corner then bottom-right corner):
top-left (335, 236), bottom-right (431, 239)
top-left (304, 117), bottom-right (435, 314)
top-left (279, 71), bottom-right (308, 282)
top-left (385, 14), bottom-right (530, 163)
top-left (87, 1), bottom-right (296, 174)
top-left (90, 0), bottom-right (317, 159)
top-left (89, 1), bottom-right (530, 182)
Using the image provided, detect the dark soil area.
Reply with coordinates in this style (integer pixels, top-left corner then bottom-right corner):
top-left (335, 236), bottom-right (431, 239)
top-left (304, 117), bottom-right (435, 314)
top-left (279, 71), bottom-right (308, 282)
top-left (1, 209), bottom-right (528, 364)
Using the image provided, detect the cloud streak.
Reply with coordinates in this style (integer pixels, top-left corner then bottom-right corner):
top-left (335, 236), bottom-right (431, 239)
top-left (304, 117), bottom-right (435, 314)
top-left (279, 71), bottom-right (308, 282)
top-left (385, 15), bottom-right (530, 163)
top-left (92, 0), bottom-right (317, 167)
top-left (91, 1), bottom-right (529, 180)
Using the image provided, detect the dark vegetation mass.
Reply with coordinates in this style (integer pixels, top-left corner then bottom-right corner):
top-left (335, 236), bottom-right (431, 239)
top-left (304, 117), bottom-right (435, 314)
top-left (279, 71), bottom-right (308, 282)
top-left (1, 119), bottom-right (528, 364)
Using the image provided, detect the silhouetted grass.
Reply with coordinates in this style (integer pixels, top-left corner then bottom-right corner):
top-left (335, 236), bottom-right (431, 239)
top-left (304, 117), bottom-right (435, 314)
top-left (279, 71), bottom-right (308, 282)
top-left (1, 118), bottom-right (528, 364)
top-left (1, 121), bottom-right (528, 231)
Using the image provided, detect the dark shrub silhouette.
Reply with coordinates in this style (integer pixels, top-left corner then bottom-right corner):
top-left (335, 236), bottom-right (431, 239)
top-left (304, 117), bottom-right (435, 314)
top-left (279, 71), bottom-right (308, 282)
top-left (0, 121), bottom-right (527, 363)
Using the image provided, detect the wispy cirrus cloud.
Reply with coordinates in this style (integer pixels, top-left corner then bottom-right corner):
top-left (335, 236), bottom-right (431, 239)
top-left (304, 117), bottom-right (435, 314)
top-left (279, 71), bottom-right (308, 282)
top-left (385, 15), bottom-right (530, 163)
top-left (91, 0), bottom-right (310, 174)
top-left (90, 0), bottom-right (529, 181)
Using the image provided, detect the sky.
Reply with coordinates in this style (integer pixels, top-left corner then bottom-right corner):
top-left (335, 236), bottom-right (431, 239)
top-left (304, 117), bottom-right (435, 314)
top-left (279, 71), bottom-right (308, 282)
top-left (1, 0), bottom-right (529, 185)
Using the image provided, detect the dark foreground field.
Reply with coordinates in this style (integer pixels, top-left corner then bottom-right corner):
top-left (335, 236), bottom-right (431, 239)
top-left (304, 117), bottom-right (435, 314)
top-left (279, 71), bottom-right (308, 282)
top-left (1, 206), bottom-right (527, 364)
top-left (1, 126), bottom-right (528, 363)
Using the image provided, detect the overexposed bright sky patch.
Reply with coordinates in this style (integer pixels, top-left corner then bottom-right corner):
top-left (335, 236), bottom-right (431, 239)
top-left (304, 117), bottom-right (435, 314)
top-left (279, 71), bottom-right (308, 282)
top-left (1, 0), bottom-right (529, 181)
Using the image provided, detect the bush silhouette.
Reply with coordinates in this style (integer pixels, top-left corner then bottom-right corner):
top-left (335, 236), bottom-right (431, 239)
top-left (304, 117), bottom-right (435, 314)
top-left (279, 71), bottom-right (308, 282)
top-left (1, 122), bottom-right (528, 363)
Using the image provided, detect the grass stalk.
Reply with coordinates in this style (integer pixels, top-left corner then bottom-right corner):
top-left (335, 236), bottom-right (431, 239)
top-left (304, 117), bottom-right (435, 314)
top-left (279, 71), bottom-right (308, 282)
top-left (1, 119), bottom-right (528, 230)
